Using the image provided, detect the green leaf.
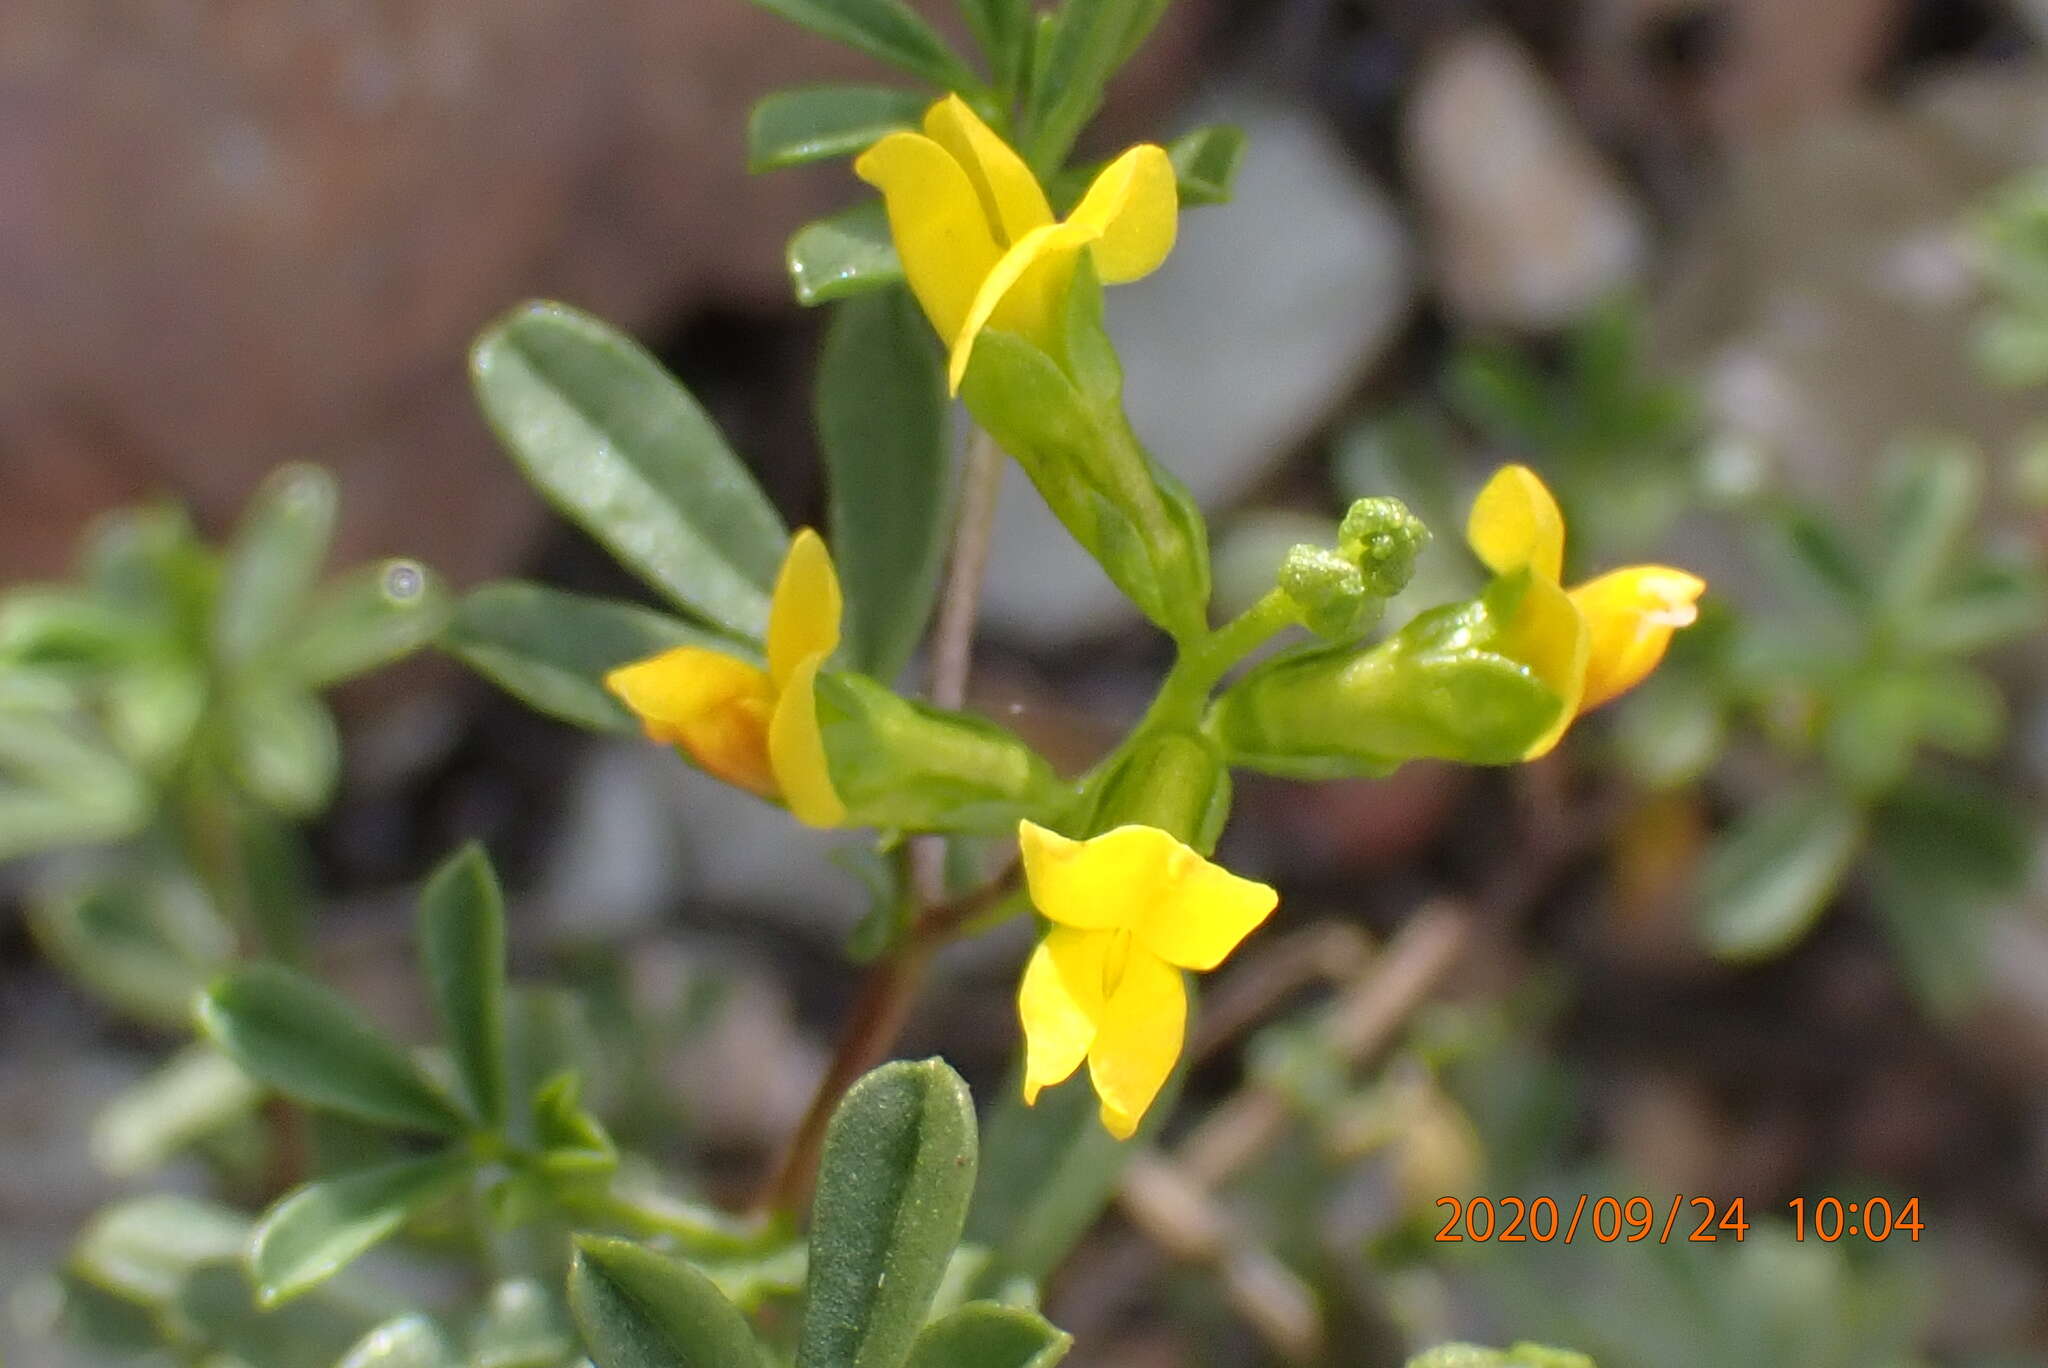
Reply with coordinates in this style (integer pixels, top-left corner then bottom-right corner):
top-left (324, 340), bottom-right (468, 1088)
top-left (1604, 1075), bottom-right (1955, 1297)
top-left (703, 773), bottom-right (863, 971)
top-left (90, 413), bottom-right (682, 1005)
top-left (819, 289), bottom-right (951, 681)
top-left (750, 85), bottom-right (928, 171)
top-left (443, 581), bottom-right (736, 733)
top-left (1166, 124), bottom-right (1247, 206)
top-left (957, 0), bottom-right (1033, 94)
top-left (418, 843), bottom-right (509, 1128)
top-left (250, 1153), bottom-right (472, 1305)
top-left (471, 1279), bottom-right (577, 1368)
top-left (0, 585), bottom-right (148, 666)
top-left (471, 302), bottom-right (787, 636)
top-left (533, 1071), bottom-right (618, 1175)
top-left (227, 685), bottom-right (340, 817)
top-left (798, 1058), bottom-right (978, 1368)
top-left (1696, 788), bottom-right (1865, 960)
top-left (1915, 560), bottom-right (2048, 654)
top-left (29, 870), bottom-right (234, 1029)
top-left (287, 559), bottom-right (452, 688)
top-left (338, 1314), bottom-right (462, 1368)
top-left (1875, 435), bottom-right (1981, 619)
top-left (70, 1194), bottom-right (249, 1306)
top-left (103, 659), bottom-right (207, 774)
top-left (1820, 673), bottom-right (1921, 799)
top-left (0, 710), bottom-right (153, 859)
top-left (90, 1043), bottom-right (263, 1179)
top-left (906, 1303), bottom-right (1071, 1368)
top-left (743, 0), bottom-right (975, 90)
top-left (197, 963), bottom-right (468, 1133)
top-left (215, 464), bottom-right (339, 668)
top-left (1020, 0), bottom-right (1169, 172)
top-left (178, 1259), bottom-right (368, 1368)
top-left (789, 202), bottom-right (905, 307)
top-left (568, 1236), bottom-right (771, 1368)
top-left (1406, 1346), bottom-right (1593, 1368)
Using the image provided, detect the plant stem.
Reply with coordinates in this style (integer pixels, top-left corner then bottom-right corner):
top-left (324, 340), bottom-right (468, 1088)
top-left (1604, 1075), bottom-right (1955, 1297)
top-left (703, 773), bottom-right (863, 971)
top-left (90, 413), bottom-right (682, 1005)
top-left (757, 424), bottom-right (1008, 1217)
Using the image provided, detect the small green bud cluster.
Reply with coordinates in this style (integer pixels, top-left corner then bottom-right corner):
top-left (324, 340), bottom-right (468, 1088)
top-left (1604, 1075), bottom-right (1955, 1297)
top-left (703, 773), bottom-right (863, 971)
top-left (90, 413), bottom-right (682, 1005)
top-left (1278, 498), bottom-right (1431, 640)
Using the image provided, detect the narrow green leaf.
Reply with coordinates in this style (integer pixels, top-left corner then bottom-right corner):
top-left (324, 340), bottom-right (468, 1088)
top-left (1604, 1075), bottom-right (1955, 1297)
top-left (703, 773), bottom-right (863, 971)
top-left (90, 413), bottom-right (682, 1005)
top-left (1021, 0), bottom-right (1168, 172)
top-left (90, 1043), bottom-right (263, 1179)
top-left (797, 1058), bottom-right (978, 1368)
top-left (29, 871), bottom-right (234, 1029)
top-left (250, 1153), bottom-right (473, 1306)
top-left (750, 85), bottom-right (928, 171)
top-left (1875, 436), bottom-right (1981, 619)
top-left (743, 0), bottom-right (976, 90)
top-left (287, 559), bottom-right (452, 688)
top-left (1916, 560), bottom-right (2048, 654)
top-left (0, 585), bottom-right (146, 665)
top-left (215, 464), bottom-right (339, 668)
top-left (418, 844), bottom-right (509, 1128)
top-left (906, 1303), bottom-right (1071, 1368)
top-left (338, 1314), bottom-right (462, 1368)
top-left (957, 0), bottom-right (1033, 94)
top-left (819, 289), bottom-right (951, 681)
top-left (0, 711), bottom-right (153, 859)
top-left (70, 1195), bottom-right (249, 1307)
top-left (789, 202), bottom-right (905, 307)
top-left (227, 685), bottom-right (340, 817)
top-left (443, 581), bottom-right (735, 733)
top-left (1697, 789), bottom-right (1865, 960)
top-left (197, 964), bottom-right (467, 1133)
top-left (568, 1236), bottom-right (771, 1368)
top-left (1166, 124), bottom-right (1247, 206)
top-left (471, 302), bottom-right (787, 636)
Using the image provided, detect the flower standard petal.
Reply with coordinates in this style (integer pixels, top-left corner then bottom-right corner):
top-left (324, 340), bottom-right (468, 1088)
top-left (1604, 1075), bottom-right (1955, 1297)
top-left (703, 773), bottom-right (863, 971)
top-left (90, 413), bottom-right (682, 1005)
top-left (1018, 821), bottom-right (1186, 932)
top-left (1019, 928), bottom-right (1108, 1104)
top-left (1467, 464), bottom-right (1566, 582)
top-left (1136, 858), bottom-right (1279, 973)
top-left (766, 654), bottom-right (846, 829)
top-left (921, 95), bottom-right (1052, 245)
top-left (855, 131), bottom-right (1005, 343)
top-left (1086, 950), bottom-right (1186, 1140)
top-left (1570, 566), bottom-right (1706, 711)
top-left (1063, 144), bottom-right (1179, 284)
top-left (766, 528), bottom-right (843, 690)
top-left (605, 647), bottom-right (777, 795)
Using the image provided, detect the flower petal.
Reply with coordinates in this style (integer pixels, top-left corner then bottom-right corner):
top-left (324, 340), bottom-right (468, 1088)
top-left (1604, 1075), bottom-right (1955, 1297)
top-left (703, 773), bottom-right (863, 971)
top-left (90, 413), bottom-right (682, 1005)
top-left (921, 94), bottom-right (1052, 246)
top-left (1570, 566), bottom-right (1706, 711)
top-left (1087, 950), bottom-right (1185, 1140)
top-left (1494, 570), bottom-right (1590, 760)
top-left (605, 647), bottom-right (777, 796)
top-left (946, 220), bottom-right (1084, 392)
top-left (1019, 821), bottom-right (1180, 932)
top-left (1063, 144), bottom-right (1178, 284)
top-left (1136, 855), bottom-right (1278, 973)
top-left (766, 528), bottom-right (842, 690)
top-left (767, 653), bottom-right (846, 828)
top-left (1467, 465), bottom-right (1565, 582)
top-left (855, 131), bottom-right (1004, 345)
top-left (1018, 928), bottom-right (1106, 1104)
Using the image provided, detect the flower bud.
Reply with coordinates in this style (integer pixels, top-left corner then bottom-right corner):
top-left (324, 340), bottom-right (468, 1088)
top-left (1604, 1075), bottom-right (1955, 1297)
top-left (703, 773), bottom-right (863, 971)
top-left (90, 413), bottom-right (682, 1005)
top-left (1337, 496), bottom-right (1430, 598)
top-left (1278, 544), bottom-right (1380, 641)
top-left (813, 673), bottom-right (1066, 833)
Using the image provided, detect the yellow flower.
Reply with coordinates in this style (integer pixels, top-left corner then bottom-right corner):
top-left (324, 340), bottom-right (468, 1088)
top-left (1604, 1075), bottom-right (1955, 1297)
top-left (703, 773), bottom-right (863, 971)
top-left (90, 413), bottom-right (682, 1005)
top-left (1016, 820), bottom-right (1278, 1139)
top-left (855, 95), bottom-right (1178, 393)
top-left (604, 529), bottom-right (846, 828)
top-left (1466, 465), bottom-right (1706, 758)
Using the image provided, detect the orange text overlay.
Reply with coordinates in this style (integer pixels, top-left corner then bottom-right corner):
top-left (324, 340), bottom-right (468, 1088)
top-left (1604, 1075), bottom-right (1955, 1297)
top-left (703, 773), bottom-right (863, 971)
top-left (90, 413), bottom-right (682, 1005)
top-left (1433, 1195), bottom-right (1925, 1244)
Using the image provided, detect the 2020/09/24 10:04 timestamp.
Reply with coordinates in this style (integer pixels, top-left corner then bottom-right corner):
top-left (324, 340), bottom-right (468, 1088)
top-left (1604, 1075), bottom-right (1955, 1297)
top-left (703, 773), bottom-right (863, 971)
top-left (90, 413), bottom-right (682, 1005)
top-left (1434, 1195), bottom-right (1925, 1243)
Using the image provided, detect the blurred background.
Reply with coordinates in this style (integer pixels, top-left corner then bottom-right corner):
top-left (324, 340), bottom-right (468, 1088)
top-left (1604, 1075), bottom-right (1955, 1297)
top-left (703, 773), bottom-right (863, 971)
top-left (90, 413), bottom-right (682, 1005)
top-left (5, 0), bottom-right (2048, 1364)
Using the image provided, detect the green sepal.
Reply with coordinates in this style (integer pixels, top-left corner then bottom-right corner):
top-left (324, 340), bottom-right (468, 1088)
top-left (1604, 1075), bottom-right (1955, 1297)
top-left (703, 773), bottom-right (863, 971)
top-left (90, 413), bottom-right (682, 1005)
top-left (814, 673), bottom-right (1066, 834)
top-left (1080, 731), bottom-right (1229, 853)
top-left (1210, 592), bottom-right (1566, 778)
